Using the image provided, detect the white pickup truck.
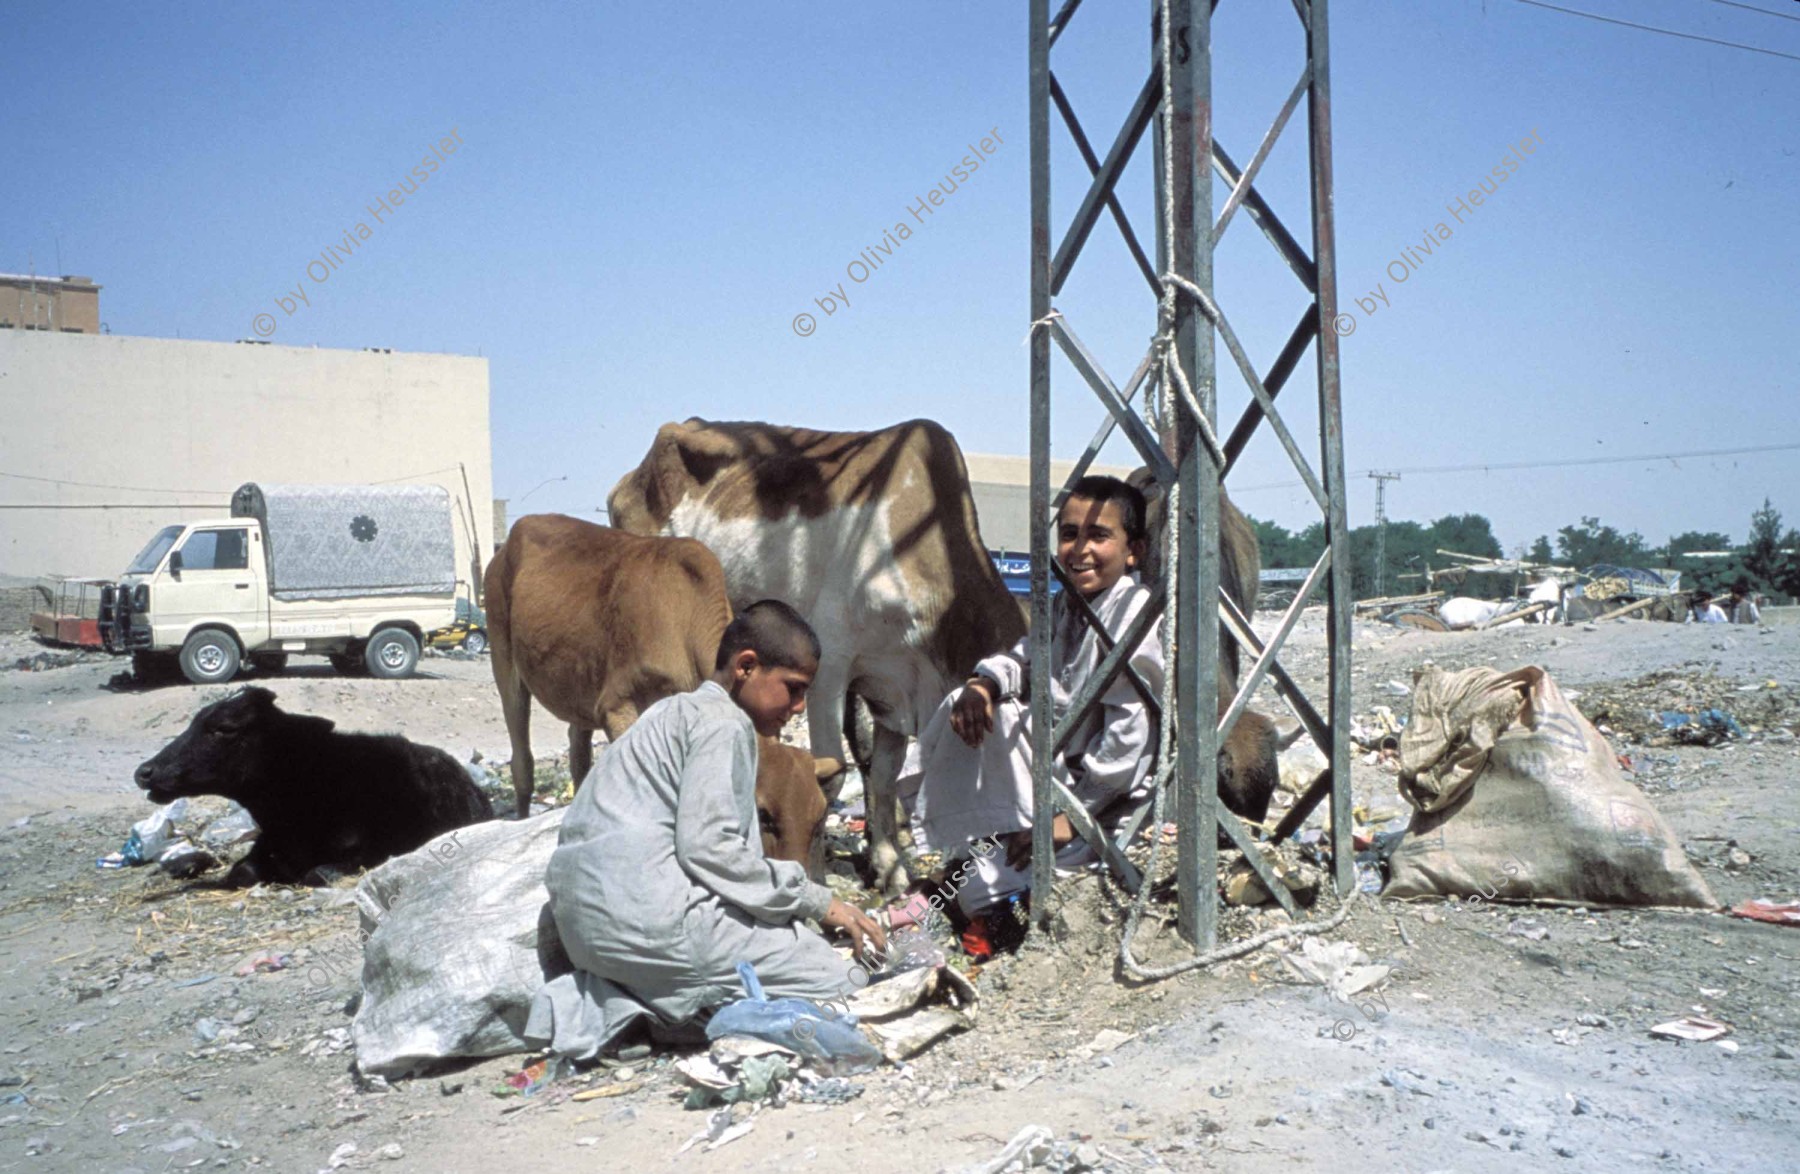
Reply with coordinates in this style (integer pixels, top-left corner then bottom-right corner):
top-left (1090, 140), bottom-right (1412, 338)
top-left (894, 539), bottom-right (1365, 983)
top-left (100, 483), bottom-right (470, 685)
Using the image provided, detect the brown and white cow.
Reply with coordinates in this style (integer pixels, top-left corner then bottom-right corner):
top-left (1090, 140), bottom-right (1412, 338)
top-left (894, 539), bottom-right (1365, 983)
top-left (608, 419), bottom-right (1028, 892)
top-left (484, 513), bottom-right (837, 871)
top-left (608, 418), bottom-right (1285, 893)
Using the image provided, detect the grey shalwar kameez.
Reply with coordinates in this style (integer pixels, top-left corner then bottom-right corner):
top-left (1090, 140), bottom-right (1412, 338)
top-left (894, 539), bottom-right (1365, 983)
top-left (525, 682), bottom-right (851, 1060)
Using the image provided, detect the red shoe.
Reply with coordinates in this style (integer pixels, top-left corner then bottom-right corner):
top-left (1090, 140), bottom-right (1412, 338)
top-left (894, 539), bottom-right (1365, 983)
top-left (960, 915), bottom-right (995, 960)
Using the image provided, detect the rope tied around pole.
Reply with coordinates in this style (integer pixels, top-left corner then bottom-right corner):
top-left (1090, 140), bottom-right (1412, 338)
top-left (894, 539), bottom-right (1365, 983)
top-left (1020, 308), bottom-right (1065, 347)
top-left (1115, 0), bottom-right (1358, 981)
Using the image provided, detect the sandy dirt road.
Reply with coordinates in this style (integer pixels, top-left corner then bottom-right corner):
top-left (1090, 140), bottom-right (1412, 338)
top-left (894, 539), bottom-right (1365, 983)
top-left (0, 616), bottom-right (1796, 1172)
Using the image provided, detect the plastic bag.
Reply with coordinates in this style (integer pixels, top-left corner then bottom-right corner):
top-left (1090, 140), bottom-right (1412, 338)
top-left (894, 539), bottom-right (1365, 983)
top-left (705, 963), bottom-right (883, 1076)
top-left (121, 799), bottom-right (188, 865)
top-left (349, 810), bottom-right (571, 1077)
top-left (157, 840), bottom-right (218, 878)
top-left (200, 803), bottom-right (260, 848)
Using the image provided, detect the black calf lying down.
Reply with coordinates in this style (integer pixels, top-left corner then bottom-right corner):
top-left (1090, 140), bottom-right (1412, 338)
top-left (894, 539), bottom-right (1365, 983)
top-left (135, 686), bottom-right (493, 887)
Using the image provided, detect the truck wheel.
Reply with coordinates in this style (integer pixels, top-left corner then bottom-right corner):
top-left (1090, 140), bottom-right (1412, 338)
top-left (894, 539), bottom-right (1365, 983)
top-left (365, 629), bottom-right (420, 679)
top-left (461, 628), bottom-right (488, 654)
top-left (249, 652), bottom-right (289, 675)
top-left (179, 630), bottom-right (242, 685)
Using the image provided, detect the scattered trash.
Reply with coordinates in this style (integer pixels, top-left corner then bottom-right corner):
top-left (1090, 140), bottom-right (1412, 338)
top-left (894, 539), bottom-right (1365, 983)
top-left (199, 803), bottom-right (260, 848)
top-left (873, 927), bottom-right (947, 976)
top-left (1381, 1068), bottom-right (1434, 1097)
top-left (1074, 1029), bottom-right (1135, 1060)
top-left (156, 841), bottom-right (217, 879)
top-left (569, 1080), bottom-right (642, 1101)
top-left (1658, 709), bottom-right (1745, 747)
top-left (496, 1056), bottom-right (573, 1097)
top-left (705, 962), bottom-right (882, 1076)
top-left (1277, 938), bottom-right (1391, 1002)
top-left (1507, 919), bottom-right (1550, 941)
top-left (1650, 1016), bottom-right (1731, 1043)
top-left (1729, 898), bottom-right (1800, 927)
top-left (120, 800), bottom-right (187, 865)
top-left (1224, 849), bottom-right (1322, 907)
top-left (794, 1075), bottom-right (863, 1105)
top-left (233, 954), bottom-right (291, 977)
top-left (958, 1124), bottom-right (1057, 1174)
top-left (677, 1106), bottom-right (755, 1154)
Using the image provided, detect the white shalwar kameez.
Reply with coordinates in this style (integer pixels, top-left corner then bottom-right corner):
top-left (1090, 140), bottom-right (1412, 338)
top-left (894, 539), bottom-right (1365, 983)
top-left (904, 572), bottom-right (1163, 915)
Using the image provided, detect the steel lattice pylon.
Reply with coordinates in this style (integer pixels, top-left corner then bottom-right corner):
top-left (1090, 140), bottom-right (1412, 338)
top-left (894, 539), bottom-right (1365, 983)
top-left (1026, 0), bottom-right (1353, 947)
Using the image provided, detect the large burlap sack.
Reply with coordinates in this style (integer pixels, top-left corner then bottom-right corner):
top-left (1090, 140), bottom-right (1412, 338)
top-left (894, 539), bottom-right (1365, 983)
top-left (349, 810), bottom-right (572, 1077)
top-left (1385, 666), bottom-right (1717, 909)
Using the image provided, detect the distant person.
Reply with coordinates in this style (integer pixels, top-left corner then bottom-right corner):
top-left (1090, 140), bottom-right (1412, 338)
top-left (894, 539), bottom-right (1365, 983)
top-left (1686, 590), bottom-right (1728, 624)
top-left (1725, 581), bottom-right (1762, 625)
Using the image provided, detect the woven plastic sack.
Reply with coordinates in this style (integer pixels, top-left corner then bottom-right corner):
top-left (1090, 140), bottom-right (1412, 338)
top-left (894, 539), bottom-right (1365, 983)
top-left (1386, 665), bottom-right (1716, 909)
top-left (349, 810), bottom-right (570, 1077)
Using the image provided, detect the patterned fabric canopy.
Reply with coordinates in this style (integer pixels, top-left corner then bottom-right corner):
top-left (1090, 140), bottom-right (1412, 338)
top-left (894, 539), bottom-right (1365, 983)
top-left (231, 483), bottom-right (456, 601)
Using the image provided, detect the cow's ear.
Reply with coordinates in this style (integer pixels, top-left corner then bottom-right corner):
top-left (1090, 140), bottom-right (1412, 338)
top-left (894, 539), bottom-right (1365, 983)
top-left (240, 686), bottom-right (278, 710)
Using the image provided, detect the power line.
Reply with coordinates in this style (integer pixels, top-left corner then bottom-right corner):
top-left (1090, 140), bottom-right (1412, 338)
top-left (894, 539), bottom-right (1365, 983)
top-left (1513, 0), bottom-right (1800, 64)
top-left (1, 464), bottom-right (471, 495)
top-left (1385, 440), bottom-right (1800, 476)
top-left (0, 470), bottom-right (225, 495)
top-left (1228, 440), bottom-right (1800, 493)
top-left (1706, 0), bottom-right (1800, 25)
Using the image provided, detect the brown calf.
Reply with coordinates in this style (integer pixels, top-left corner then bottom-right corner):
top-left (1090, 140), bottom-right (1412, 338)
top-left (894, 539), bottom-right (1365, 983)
top-left (484, 514), bottom-right (834, 871)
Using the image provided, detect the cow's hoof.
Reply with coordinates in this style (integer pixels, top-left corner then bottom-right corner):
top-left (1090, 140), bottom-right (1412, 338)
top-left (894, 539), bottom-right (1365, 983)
top-left (870, 850), bottom-right (912, 898)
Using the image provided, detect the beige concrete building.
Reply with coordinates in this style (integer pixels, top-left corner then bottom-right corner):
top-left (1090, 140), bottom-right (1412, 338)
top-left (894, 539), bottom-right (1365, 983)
top-left (0, 274), bottom-right (101, 334)
top-left (963, 452), bottom-right (1138, 552)
top-left (0, 330), bottom-right (492, 593)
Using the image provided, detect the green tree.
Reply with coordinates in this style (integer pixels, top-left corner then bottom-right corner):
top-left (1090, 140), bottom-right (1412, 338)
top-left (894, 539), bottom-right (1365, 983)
top-left (1528, 535), bottom-right (1553, 564)
top-left (1556, 516), bottom-right (1648, 568)
top-left (1246, 516), bottom-right (1327, 570)
top-left (1745, 499), bottom-right (1785, 587)
top-left (1425, 514), bottom-right (1503, 562)
top-left (1665, 530), bottom-right (1739, 595)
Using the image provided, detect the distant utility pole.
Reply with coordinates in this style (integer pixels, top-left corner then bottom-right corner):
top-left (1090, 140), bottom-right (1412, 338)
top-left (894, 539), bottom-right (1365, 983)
top-left (1369, 471), bottom-right (1402, 596)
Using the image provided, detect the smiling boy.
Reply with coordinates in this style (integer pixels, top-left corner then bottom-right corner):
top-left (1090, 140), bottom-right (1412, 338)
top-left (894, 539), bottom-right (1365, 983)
top-left (895, 476), bottom-right (1164, 947)
top-left (529, 600), bottom-right (884, 1058)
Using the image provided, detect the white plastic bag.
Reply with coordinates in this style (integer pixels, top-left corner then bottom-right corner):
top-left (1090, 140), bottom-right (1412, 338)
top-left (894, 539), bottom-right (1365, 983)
top-left (349, 810), bottom-right (570, 1077)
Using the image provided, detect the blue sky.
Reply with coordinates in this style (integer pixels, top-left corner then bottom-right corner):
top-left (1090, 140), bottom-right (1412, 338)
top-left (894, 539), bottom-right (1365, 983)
top-left (7, 0), bottom-right (1796, 555)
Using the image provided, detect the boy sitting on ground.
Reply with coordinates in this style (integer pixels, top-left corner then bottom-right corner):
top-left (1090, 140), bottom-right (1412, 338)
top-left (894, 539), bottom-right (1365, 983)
top-left (892, 476), bottom-right (1163, 954)
top-left (528, 601), bottom-right (885, 1059)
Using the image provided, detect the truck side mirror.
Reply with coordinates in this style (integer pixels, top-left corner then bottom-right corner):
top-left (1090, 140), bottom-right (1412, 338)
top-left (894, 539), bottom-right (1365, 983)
top-left (168, 550), bottom-right (183, 580)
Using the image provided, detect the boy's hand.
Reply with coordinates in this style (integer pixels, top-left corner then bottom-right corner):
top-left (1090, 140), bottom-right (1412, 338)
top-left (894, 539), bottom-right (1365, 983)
top-left (950, 678), bottom-right (996, 747)
top-left (1002, 815), bottom-right (1077, 870)
top-left (823, 898), bottom-right (887, 965)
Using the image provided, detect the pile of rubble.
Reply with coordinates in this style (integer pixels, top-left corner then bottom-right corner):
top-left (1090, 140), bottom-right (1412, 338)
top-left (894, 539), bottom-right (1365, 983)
top-left (1574, 670), bottom-right (1797, 746)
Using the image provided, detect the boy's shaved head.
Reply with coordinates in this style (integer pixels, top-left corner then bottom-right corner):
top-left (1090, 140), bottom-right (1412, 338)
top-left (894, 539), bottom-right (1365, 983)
top-left (714, 599), bottom-right (822, 671)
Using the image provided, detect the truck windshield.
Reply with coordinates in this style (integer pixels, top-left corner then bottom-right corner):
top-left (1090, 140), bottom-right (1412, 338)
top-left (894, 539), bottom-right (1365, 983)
top-left (126, 526), bottom-right (185, 574)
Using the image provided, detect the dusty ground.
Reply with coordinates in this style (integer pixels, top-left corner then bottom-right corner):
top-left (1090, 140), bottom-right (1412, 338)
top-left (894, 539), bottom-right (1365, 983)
top-left (1, 614), bottom-right (1797, 1173)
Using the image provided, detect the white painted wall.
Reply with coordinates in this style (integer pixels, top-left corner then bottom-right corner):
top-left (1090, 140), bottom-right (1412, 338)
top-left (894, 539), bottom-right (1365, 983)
top-left (0, 331), bottom-right (492, 590)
